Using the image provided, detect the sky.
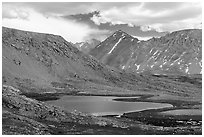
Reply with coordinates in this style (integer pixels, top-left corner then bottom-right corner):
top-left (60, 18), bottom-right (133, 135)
top-left (2, 2), bottom-right (202, 43)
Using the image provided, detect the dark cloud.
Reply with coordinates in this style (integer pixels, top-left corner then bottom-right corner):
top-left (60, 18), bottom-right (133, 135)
top-left (63, 11), bottom-right (167, 38)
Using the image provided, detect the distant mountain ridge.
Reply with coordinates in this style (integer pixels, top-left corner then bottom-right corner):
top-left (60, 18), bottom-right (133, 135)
top-left (90, 29), bottom-right (202, 75)
top-left (73, 39), bottom-right (100, 54)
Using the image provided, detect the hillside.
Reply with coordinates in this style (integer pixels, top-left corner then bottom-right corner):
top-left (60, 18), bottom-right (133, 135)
top-left (90, 29), bottom-right (202, 75)
top-left (2, 27), bottom-right (115, 91)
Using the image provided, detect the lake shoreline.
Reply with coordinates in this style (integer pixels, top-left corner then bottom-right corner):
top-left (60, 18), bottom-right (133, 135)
top-left (12, 90), bottom-right (202, 135)
top-left (23, 92), bottom-right (202, 120)
top-left (22, 91), bottom-right (201, 109)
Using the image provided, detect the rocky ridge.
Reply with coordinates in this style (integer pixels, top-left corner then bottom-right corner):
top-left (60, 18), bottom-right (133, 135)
top-left (90, 29), bottom-right (202, 75)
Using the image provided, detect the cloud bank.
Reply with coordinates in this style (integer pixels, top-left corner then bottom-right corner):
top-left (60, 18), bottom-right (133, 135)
top-left (2, 2), bottom-right (202, 43)
top-left (90, 2), bottom-right (201, 32)
top-left (2, 3), bottom-right (109, 43)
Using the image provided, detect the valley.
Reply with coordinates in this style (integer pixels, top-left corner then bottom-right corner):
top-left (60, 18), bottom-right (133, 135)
top-left (2, 27), bottom-right (202, 135)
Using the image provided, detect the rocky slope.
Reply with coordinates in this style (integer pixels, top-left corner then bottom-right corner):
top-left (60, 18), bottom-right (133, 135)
top-left (73, 39), bottom-right (100, 54)
top-left (2, 27), bottom-right (120, 91)
top-left (90, 29), bottom-right (202, 75)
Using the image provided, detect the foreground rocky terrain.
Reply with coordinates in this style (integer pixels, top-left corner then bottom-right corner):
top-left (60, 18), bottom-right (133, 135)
top-left (2, 85), bottom-right (201, 135)
top-left (90, 29), bottom-right (202, 75)
top-left (3, 85), bottom-right (142, 135)
top-left (2, 27), bottom-right (202, 135)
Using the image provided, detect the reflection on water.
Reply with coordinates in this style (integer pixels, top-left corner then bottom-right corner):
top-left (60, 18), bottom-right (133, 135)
top-left (46, 96), bottom-right (173, 116)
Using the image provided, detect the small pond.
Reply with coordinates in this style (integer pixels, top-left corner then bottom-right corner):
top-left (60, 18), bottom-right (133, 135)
top-left (46, 95), bottom-right (173, 116)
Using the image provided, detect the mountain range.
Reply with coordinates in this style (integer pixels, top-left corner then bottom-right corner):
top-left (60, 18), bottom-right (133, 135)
top-left (3, 27), bottom-right (201, 96)
top-left (90, 29), bottom-right (202, 75)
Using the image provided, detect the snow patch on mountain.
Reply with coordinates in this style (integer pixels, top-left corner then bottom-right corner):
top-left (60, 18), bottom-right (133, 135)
top-left (132, 36), bottom-right (153, 41)
top-left (108, 36), bottom-right (125, 54)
